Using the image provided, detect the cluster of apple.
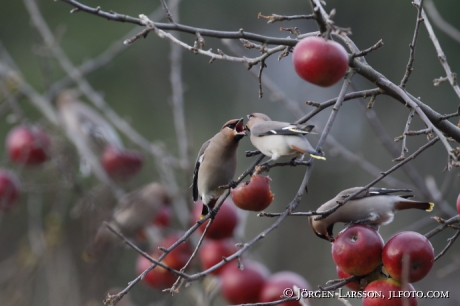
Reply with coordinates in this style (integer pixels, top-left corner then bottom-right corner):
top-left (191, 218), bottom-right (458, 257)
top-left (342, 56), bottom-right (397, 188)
top-left (0, 124), bottom-right (145, 212)
top-left (137, 177), bottom-right (307, 305)
top-left (332, 224), bottom-right (434, 305)
top-left (0, 125), bottom-right (50, 212)
top-left (194, 200), bottom-right (310, 305)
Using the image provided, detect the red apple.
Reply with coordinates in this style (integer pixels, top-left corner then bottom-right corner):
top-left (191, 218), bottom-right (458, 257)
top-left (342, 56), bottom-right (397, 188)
top-left (382, 231), bottom-right (434, 283)
top-left (259, 271), bottom-right (310, 306)
top-left (137, 233), bottom-right (192, 289)
top-left (220, 259), bottom-right (269, 304)
top-left (199, 239), bottom-right (238, 275)
top-left (6, 125), bottom-right (50, 165)
top-left (363, 279), bottom-right (417, 306)
top-left (292, 36), bottom-right (348, 87)
top-left (0, 170), bottom-right (20, 212)
top-left (336, 266), bottom-right (361, 291)
top-left (456, 193), bottom-right (460, 215)
top-left (191, 201), bottom-right (238, 240)
top-left (153, 205), bottom-right (172, 228)
top-left (332, 225), bottom-right (384, 276)
top-left (231, 174), bottom-right (274, 211)
top-left (136, 252), bottom-right (178, 289)
top-left (101, 145), bottom-right (143, 180)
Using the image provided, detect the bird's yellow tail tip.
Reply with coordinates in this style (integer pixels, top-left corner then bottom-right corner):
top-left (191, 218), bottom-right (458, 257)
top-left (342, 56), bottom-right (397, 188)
top-left (311, 154), bottom-right (326, 161)
top-left (426, 202), bottom-right (434, 212)
top-left (200, 214), bottom-right (206, 220)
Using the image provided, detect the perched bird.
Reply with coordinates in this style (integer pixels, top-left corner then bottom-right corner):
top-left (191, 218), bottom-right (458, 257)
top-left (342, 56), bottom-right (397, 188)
top-left (56, 90), bottom-right (125, 197)
top-left (309, 187), bottom-right (434, 242)
top-left (56, 90), bottom-right (124, 155)
top-left (245, 113), bottom-right (325, 162)
top-left (83, 182), bottom-right (171, 261)
top-left (193, 118), bottom-right (246, 218)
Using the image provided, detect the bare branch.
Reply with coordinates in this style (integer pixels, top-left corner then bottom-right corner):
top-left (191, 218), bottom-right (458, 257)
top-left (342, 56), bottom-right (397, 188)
top-left (421, 2), bottom-right (460, 98)
top-left (351, 39), bottom-right (384, 58)
top-left (400, 0), bottom-right (425, 88)
top-left (258, 12), bottom-right (315, 24)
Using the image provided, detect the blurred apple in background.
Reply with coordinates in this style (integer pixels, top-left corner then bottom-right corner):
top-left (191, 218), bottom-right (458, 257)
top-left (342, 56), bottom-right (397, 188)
top-left (0, 170), bottom-right (20, 212)
top-left (259, 271), bottom-right (310, 306)
top-left (137, 233), bottom-right (192, 290)
top-left (192, 201), bottom-right (238, 240)
top-left (6, 125), bottom-right (50, 165)
top-left (101, 145), bottom-right (143, 180)
top-left (220, 259), bottom-right (269, 304)
top-left (199, 238), bottom-right (238, 275)
top-left (362, 278), bottom-right (417, 306)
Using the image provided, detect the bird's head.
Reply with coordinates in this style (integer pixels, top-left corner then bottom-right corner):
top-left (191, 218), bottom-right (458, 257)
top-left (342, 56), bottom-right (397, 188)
top-left (245, 113), bottom-right (271, 132)
top-left (308, 215), bottom-right (335, 242)
top-left (222, 118), bottom-right (246, 141)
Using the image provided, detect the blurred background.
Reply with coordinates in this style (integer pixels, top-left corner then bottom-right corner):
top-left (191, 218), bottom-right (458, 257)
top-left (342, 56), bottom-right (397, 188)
top-left (0, 0), bottom-right (459, 305)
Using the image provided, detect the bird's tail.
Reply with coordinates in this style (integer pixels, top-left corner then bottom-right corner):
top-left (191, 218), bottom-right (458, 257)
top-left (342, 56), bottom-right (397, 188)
top-left (200, 198), bottom-right (218, 219)
top-left (395, 200), bottom-right (434, 212)
top-left (291, 145), bottom-right (326, 161)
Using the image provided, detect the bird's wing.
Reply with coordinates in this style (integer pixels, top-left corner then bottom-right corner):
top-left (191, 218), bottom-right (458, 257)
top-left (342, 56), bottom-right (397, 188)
top-left (192, 140), bottom-right (210, 201)
top-left (347, 187), bottom-right (413, 200)
top-left (78, 104), bottom-right (123, 149)
top-left (251, 121), bottom-right (315, 137)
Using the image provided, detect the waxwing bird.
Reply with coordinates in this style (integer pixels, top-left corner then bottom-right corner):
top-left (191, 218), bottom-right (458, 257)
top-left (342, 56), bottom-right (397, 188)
top-left (56, 90), bottom-right (123, 155)
top-left (309, 187), bottom-right (434, 242)
top-left (83, 182), bottom-right (171, 261)
top-left (193, 118), bottom-right (246, 218)
top-left (245, 113), bottom-right (325, 162)
top-left (56, 90), bottom-right (125, 197)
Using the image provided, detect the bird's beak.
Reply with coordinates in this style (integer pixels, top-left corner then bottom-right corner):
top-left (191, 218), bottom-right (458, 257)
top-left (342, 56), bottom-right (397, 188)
top-left (234, 118), bottom-right (246, 140)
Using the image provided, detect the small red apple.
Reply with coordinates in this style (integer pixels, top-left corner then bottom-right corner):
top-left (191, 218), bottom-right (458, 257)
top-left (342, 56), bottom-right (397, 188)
top-left (191, 201), bottom-right (238, 240)
top-left (199, 238), bottom-right (238, 275)
top-left (332, 225), bottom-right (384, 276)
top-left (292, 36), bottom-right (348, 87)
top-left (136, 252), bottom-right (178, 289)
top-left (155, 233), bottom-right (193, 270)
top-left (137, 233), bottom-right (192, 289)
top-left (0, 170), bottom-right (20, 212)
top-left (153, 205), bottom-right (172, 228)
top-left (382, 231), bottom-right (434, 283)
top-left (363, 279), bottom-right (417, 306)
top-left (456, 193), bottom-right (460, 215)
top-left (6, 125), bottom-right (51, 165)
top-left (259, 271), bottom-right (310, 306)
top-left (220, 259), bottom-right (269, 304)
top-left (231, 174), bottom-right (274, 211)
top-left (101, 145), bottom-right (143, 180)
top-left (336, 266), bottom-right (362, 291)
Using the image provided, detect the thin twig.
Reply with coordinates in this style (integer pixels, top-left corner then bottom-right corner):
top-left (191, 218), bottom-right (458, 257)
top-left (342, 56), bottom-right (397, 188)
top-left (104, 222), bottom-right (190, 280)
top-left (420, 2), bottom-right (460, 98)
top-left (424, 0), bottom-right (460, 43)
top-left (58, 0), bottom-right (300, 46)
top-left (258, 12), bottom-right (315, 24)
top-left (160, 0), bottom-right (175, 23)
top-left (400, 0), bottom-right (425, 88)
top-left (393, 109), bottom-right (416, 161)
top-left (352, 39), bottom-right (384, 58)
top-left (434, 229), bottom-right (460, 262)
